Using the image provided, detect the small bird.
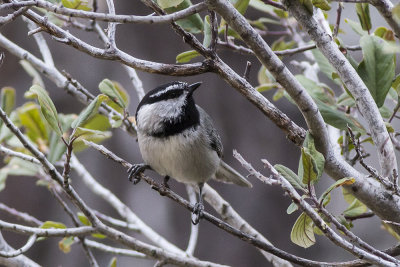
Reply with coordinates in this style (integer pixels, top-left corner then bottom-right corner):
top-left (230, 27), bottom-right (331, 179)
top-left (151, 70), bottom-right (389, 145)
top-left (128, 81), bottom-right (252, 224)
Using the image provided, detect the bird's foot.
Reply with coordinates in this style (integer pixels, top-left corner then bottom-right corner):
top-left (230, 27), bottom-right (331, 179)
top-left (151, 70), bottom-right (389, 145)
top-left (127, 163), bottom-right (149, 184)
top-left (162, 176), bottom-right (170, 189)
top-left (191, 202), bottom-right (204, 225)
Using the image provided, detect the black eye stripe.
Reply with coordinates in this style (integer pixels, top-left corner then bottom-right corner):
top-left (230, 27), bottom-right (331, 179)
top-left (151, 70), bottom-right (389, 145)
top-left (136, 82), bottom-right (187, 120)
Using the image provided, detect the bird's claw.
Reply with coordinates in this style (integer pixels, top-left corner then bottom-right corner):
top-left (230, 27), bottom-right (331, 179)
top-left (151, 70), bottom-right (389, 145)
top-left (127, 164), bottom-right (148, 184)
top-left (191, 202), bottom-right (204, 225)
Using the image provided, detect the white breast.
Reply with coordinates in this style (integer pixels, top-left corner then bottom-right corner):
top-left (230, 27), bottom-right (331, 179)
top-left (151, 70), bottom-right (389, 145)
top-left (137, 127), bottom-right (220, 185)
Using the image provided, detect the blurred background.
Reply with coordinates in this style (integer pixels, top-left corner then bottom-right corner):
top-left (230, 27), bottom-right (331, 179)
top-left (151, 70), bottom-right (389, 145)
top-left (0, 1), bottom-right (397, 266)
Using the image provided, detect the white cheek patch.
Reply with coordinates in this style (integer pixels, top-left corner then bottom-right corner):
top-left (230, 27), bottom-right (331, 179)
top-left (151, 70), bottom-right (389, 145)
top-left (136, 97), bottom-right (187, 133)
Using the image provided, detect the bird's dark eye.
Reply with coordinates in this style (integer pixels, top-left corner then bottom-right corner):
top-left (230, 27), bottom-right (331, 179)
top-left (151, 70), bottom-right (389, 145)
top-left (168, 91), bottom-right (180, 98)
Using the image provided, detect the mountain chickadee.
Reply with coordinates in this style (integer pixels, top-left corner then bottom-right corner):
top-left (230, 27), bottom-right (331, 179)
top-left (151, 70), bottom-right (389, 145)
top-left (128, 81), bottom-right (252, 224)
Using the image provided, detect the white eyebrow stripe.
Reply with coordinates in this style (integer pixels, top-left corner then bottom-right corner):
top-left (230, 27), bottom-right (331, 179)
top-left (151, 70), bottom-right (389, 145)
top-left (149, 83), bottom-right (186, 98)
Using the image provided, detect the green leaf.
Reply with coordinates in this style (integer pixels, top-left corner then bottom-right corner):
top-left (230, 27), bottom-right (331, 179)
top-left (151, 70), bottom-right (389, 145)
top-left (157, 0), bottom-right (184, 8)
top-left (342, 188), bottom-right (368, 217)
top-left (92, 233), bottom-right (107, 239)
top-left (203, 16), bottom-right (212, 48)
top-left (337, 215), bottom-right (353, 230)
top-left (301, 147), bottom-right (318, 184)
top-left (1, 87), bottom-right (15, 116)
top-left (17, 102), bottom-right (48, 143)
top-left (61, 0), bottom-right (91, 10)
top-left (301, 133), bottom-right (325, 184)
top-left (337, 92), bottom-right (355, 107)
top-left (0, 171), bottom-right (7, 192)
top-left (110, 115), bottom-right (123, 128)
top-left (313, 225), bottom-right (325, 235)
top-left (41, 221), bottom-right (67, 229)
top-left (59, 237), bottom-right (74, 253)
top-left (374, 27), bottom-right (395, 41)
top-left (295, 75), bottom-right (335, 105)
top-left (6, 157), bottom-right (39, 176)
top-left (256, 83), bottom-right (278, 92)
top-left (357, 35), bottom-right (395, 107)
top-left (48, 131), bottom-right (67, 163)
top-left (343, 198), bottom-right (368, 217)
top-left (71, 94), bottom-right (109, 129)
top-left (73, 130), bottom-right (112, 152)
top-left (257, 66), bottom-right (276, 85)
top-left (312, 0), bottom-right (330, 11)
top-left (271, 39), bottom-right (296, 52)
top-left (392, 74), bottom-right (400, 94)
top-left (287, 202), bottom-right (299, 214)
top-left (48, 114), bottom-right (76, 163)
top-left (290, 212), bottom-right (316, 248)
top-left (312, 50), bottom-right (340, 85)
top-left (319, 177), bottom-right (355, 207)
top-left (164, 0), bottom-right (203, 33)
top-left (382, 222), bottom-right (400, 241)
top-left (393, 4), bottom-right (400, 24)
top-left (315, 98), bottom-right (365, 133)
top-left (99, 79), bottom-right (127, 109)
top-left (28, 85), bottom-right (62, 136)
top-left (176, 50), bottom-right (200, 63)
top-left (355, 3), bottom-right (371, 31)
top-left (231, 0), bottom-right (250, 14)
top-left (19, 60), bottom-right (45, 88)
top-left (109, 257), bottom-right (117, 267)
top-left (77, 212), bottom-right (91, 226)
top-left (273, 8), bottom-right (288, 18)
top-left (249, 0), bottom-right (274, 14)
top-left (272, 88), bottom-right (285, 101)
top-left (300, 0), bottom-right (313, 13)
top-left (81, 114), bottom-right (111, 131)
top-left (0, 87), bottom-right (15, 129)
top-left (275, 164), bottom-right (305, 190)
top-left (344, 18), bottom-right (367, 36)
top-left (72, 127), bottom-right (109, 139)
top-left (380, 105), bottom-right (392, 118)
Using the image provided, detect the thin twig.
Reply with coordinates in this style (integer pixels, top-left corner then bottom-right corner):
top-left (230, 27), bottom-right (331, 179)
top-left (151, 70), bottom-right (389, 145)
top-left (83, 140), bottom-right (360, 267)
top-left (243, 61), bottom-right (251, 82)
top-left (84, 240), bottom-right (148, 259)
top-left (0, 6), bottom-right (29, 26)
top-left (209, 10), bottom-right (218, 52)
top-left (94, 211), bottom-right (140, 232)
top-left (0, 234), bottom-right (37, 258)
top-left (261, 0), bottom-right (286, 10)
top-left (316, 204), bottom-right (399, 264)
top-left (0, 203), bottom-right (42, 226)
top-left (389, 96), bottom-right (400, 123)
top-left (344, 211), bottom-right (375, 221)
top-left (333, 3), bottom-right (343, 38)
top-left (185, 185), bottom-right (199, 256)
top-left (2, 7), bottom-right (210, 76)
top-left (70, 155), bottom-right (185, 256)
top-left (259, 157), bottom-right (397, 266)
top-left (0, 52), bottom-right (4, 68)
top-left (105, 0), bottom-right (117, 50)
top-left (0, 0), bottom-right (207, 24)
top-left (24, 17), bottom-right (55, 67)
top-left (393, 169), bottom-right (400, 195)
top-left (49, 186), bottom-right (99, 267)
top-left (347, 126), bottom-right (394, 190)
top-left (0, 145), bottom-right (40, 164)
top-left (0, 220), bottom-right (96, 237)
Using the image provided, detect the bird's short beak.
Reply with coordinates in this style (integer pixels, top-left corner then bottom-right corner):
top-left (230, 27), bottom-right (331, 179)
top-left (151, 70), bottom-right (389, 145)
top-left (188, 82), bottom-right (202, 95)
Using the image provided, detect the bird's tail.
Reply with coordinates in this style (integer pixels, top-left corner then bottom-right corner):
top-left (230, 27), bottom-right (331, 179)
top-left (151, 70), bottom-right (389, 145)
top-left (214, 161), bottom-right (252, 187)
